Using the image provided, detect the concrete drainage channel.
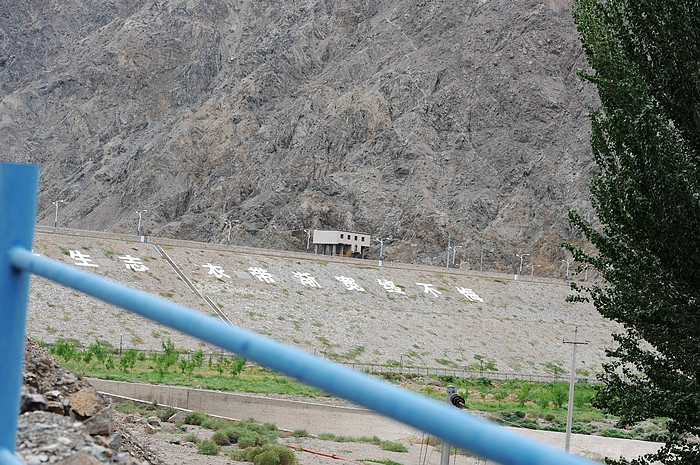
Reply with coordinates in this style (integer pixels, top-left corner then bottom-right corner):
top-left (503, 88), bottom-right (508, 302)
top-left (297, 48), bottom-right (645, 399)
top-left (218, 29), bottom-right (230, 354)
top-left (152, 243), bottom-right (233, 325)
top-left (91, 378), bottom-right (418, 440)
top-left (92, 378), bottom-right (665, 462)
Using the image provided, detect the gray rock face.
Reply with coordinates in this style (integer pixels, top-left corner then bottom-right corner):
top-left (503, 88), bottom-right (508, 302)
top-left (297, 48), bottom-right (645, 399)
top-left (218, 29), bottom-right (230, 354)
top-left (17, 339), bottom-right (156, 464)
top-left (0, 0), bottom-right (597, 275)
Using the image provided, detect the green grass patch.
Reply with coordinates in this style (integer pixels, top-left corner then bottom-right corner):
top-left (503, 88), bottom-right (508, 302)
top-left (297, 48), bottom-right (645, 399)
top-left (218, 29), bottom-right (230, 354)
top-left (198, 439), bottom-right (220, 455)
top-left (361, 461), bottom-right (404, 465)
top-left (54, 340), bottom-right (665, 442)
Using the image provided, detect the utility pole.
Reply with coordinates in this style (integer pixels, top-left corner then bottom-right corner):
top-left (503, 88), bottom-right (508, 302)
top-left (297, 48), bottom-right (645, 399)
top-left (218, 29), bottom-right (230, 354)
top-left (446, 234), bottom-right (451, 268)
top-left (562, 258), bottom-right (571, 281)
top-left (563, 327), bottom-right (588, 453)
top-left (52, 200), bottom-right (65, 228)
top-left (303, 229), bottom-right (311, 253)
top-left (375, 237), bottom-right (390, 267)
top-left (224, 220), bottom-right (238, 246)
top-left (136, 210), bottom-right (147, 237)
top-left (450, 245), bottom-right (462, 268)
top-left (480, 246), bottom-right (484, 271)
top-left (515, 253), bottom-right (529, 275)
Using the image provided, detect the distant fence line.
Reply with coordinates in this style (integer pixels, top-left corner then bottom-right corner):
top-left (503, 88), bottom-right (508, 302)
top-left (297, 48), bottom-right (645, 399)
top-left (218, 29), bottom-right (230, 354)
top-left (339, 362), bottom-right (598, 384)
top-left (34, 225), bottom-right (573, 285)
top-left (42, 341), bottom-right (597, 384)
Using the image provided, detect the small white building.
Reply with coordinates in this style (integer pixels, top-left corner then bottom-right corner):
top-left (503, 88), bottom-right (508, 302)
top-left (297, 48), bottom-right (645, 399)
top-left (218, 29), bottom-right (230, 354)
top-left (312, 230), bottom-right (371, 258)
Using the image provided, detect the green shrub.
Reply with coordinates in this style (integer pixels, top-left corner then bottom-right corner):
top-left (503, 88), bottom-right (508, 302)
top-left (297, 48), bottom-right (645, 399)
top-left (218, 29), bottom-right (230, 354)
top-left (156, 406), bottom-right (178, 422)
top-left (114, 400), bottom-right (140, 414)
top-left (550, 383), bottom-right (569, 409)
top-left (184, 411), bottom-right (208, 426)
top-left (379, 441), bottom-right (408, 452)
top-left (244, 447), bottom-right (261, 462)
top-left (518, 384), bottom-right (532, 406)
top-left (192, 349), bottom-right (205, 367)
top-left (211, 430), bottom-right (231, 446)
top-left (599, 429), bottom-right (634, 439)
top-left (499, 411), bottom-right (538, 429)
top-left (153, 338), bottom-right (179, 379)
top-left (571, 423), bottom-right (593, 435)
top-left (275, 447), bottom-right (297, 465)
top-left (83, 339), bottom-right (111, 366)
top-left (146, 400), bottom-right (159, 411)
top-left (363, 436), bottom-right (381, 445)
top-left (362, 460), bottom-right (403, 465)
top-left (254, 449), bottom-right (281, 465)
top-left (179, 349), bottom-right (206, 377)
top-left (238, 431), bottom-right (263, 449)
top-left (221, 425), bottom-right (240, 443)
top-left (235, 445), bottom-right (297, 465)
top-left (50, 339), bottom-right (77, 361)
top-left (118, 348), bottom-right (138, 372)
top-left (198, 439), bottom-right (221, 455)
top-left (230, 356), bottom-right (246, 376)
top-left (574, 390), bottom-right (593, 409)
top-left (226, 450), bottom-right (247, 461)
top-left (185, 433), bottom-right (200, 443)
top-left (202, 418), bottom-right (230, 431)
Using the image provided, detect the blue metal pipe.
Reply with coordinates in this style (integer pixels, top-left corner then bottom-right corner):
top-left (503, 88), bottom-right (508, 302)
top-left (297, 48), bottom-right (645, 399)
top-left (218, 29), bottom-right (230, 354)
top-left (0, 163), bottom-right (39, 459)
top-left (0, 448), bottom-right (24, 465)
top-left (8, 246), bottom-right (595, 465)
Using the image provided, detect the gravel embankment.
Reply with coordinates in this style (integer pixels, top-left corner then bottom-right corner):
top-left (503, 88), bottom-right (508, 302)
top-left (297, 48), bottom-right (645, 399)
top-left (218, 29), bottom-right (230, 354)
top-left (27, 228), bottom-right (619, 379)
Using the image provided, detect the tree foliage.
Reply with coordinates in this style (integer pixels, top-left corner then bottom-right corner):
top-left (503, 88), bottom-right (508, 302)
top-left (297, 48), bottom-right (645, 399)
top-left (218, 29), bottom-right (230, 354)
top-left (118, 348), bottom-right (138, 373)
top-left (153, 338), bottom-right (179, 379)
top-left (567, 1), bottom-right (700, 463)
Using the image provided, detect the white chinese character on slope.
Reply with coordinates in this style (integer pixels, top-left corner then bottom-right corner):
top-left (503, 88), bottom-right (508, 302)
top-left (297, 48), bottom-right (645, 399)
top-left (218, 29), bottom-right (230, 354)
top-left (293, 272), bottom-right (322, 288)
top-left (377, 279), bottom-right (406, 295)
top-left (335, 276), bottom-right (365, 291)
top-left (118, 255), bottom-right (149, 272)
top-left (416, 282), bottom-right (441, 298)
top-left (69, 250), bottom-right (98, 267)
top-left (456, 287), bottom-right (484, 302)
top-left (202, 263), bottom-right (230, 279)
top-left (249, 267), bottom-right (275, 283)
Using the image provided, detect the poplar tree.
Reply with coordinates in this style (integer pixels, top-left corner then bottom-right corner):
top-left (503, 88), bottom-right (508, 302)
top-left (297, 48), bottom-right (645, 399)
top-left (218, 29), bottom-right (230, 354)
top-left (567, 2), bottom-right (700, 463)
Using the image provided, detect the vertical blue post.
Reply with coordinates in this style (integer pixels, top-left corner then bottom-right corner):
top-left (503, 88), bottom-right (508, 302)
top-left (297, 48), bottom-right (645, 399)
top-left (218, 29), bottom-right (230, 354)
top-left (0, 163), bottom-right (39, 459)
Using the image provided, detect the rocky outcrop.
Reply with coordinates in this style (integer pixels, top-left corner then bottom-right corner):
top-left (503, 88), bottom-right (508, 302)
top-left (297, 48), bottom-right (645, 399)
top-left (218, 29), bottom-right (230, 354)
top-left (1, 0), bottom-right (597, 275)
top-left (16, 338), bottom-right (159, 464)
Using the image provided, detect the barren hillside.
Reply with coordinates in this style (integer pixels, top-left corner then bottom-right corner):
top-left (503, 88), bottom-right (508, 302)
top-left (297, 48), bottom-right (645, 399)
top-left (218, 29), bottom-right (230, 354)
top-left (1, 0), bottom-right (598, 275)
top-left (28, 227), bottom-right (617, 377)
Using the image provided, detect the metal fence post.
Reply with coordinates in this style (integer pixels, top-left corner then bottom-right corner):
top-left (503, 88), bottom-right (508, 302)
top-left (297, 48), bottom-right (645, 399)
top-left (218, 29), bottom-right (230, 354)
top-left (0, 163), bottom-right (39, 462)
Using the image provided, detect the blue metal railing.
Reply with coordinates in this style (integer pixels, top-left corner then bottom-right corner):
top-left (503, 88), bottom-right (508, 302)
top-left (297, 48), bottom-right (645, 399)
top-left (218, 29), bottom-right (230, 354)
top-left (0, 163), bottom-right (596, 465)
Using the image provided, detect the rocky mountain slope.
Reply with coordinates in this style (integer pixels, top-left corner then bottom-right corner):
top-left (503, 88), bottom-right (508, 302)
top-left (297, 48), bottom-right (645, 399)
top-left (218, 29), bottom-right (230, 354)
top-left (1, 0), bottom-right (598, 275)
